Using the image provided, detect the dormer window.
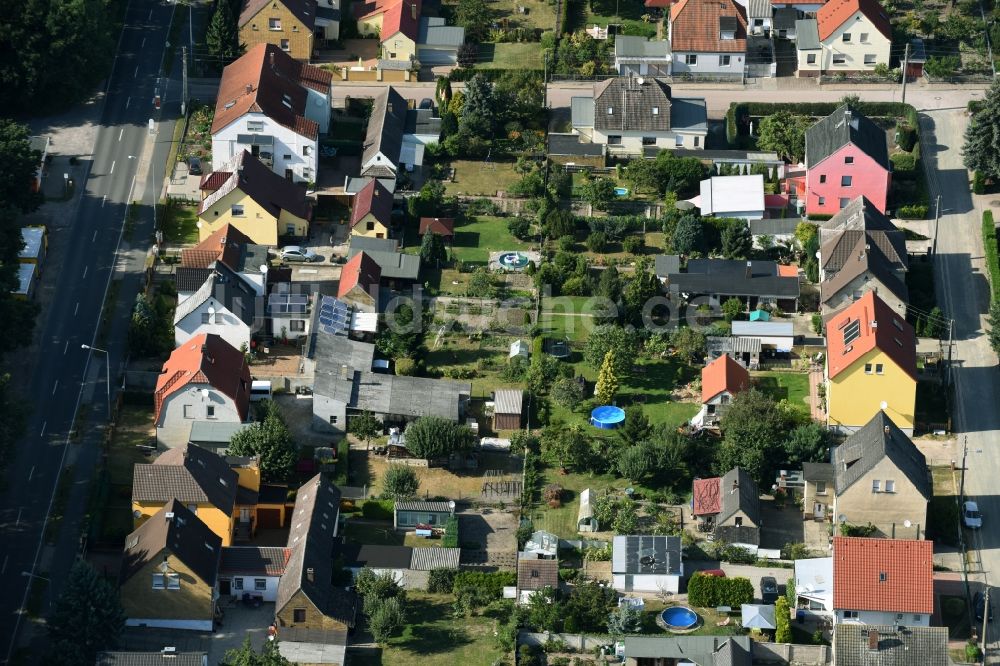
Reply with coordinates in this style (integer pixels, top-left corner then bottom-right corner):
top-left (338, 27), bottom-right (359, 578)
top-left (719, 16), bottom-right (737, 39)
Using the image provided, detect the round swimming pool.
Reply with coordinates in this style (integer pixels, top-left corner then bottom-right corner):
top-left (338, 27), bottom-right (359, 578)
top-left (498, 252), bottom-right (530, 270)
top-left (590, 405), bottom-right (626, 429)
top-left (660, 606), bottom-right (700, 631)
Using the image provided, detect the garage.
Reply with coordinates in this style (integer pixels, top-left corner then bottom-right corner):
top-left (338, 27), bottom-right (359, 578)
top-left (417, 48), bottom-right (457, 66)
top-left (257, 508), bottom-right (282, 529)
top-left (417, 17), bottom-right (464, 66)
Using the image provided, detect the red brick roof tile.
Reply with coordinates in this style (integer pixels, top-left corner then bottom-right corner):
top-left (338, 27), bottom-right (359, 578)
top-left (154, 334), bottom-right (252, 424)
top-left (419, 217), bottom-right (454, 237)
top-left (670, 0), bottom-right (747, 53)
top-left (833, 537), bottom-right (933, 614)
top-left (338, 251), bottom-right (382, 299)
top-left (350, 179), bottom-right (393, 228)
top-left (816, 0), bottom-right (891, 41)
top-left (825, 291), bottom-right (917, 381)
top-left (701, 354), bottom-right (750, 403)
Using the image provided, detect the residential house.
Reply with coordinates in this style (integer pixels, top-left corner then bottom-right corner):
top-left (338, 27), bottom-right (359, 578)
top-left (832, 536), bottom-right (933, 626)
top-left (152, 334), bottom-right (252, 449)
top-left (211, 44), bottom-right (333, 182)
top-left (669, 0), bottom-right (748, 76)
top-left (354, 0), bottom-right (422, 66)
top-left (731, 320), bottom-right (795, 353)
top-left (833, 624), bottom-right (948, 666)
top-left (360, 87), bottom-right (409, 179)
top-left (337, 251), bottom-right (381, 313)
top-left (801, 461), bottom-right (835, 523)
top-left (177, 224), bottom-right (269, 301)
top-left (275, 474), bottom-right (358, 664)
top-left (794, 0), bottom-right (892, 76)
top-left (97, 652), bottom-right (208, 666)
top-left (419, 217), bottom-right (454, 241)
top-left (267, 283), bottom-right (312, 341)
top-left (797, 106), bottom-right (891, 216)
top-left (197, 151), bottom-right (312, 246)
top-left (238, 0), bottom-right (318, 61)
top-left (189, 422), bottom-right (252, 452)
top-left (611, 535), bottom-right (684, 594)
top-left (666, 259), bottom-right (800, 312)
top-left (219, 546), bottom-right (289, 601)
top-left (691, 467), bottom-right (761, 546)
top-left (394, 500), bottom-right (455, 529)
top-left (120, 501), bottom-right (223, 631)
top-left (825, 292), bottom-right (917, 434)
top-left (831, 411), bottom-right (930, 538)
top-left (614, 36), bottom-right (672, 75)
top-left (492, 389), bottom-right (524, 431)
top-left (818, 196), bottom-right (906, 272)
top-left (693, 174), bottom-right (765, 221)
top-left (350, 178), bottom-right (394, 239)
top-left (570, 78), bottom-right (708, 155)
top-left (745, 0), bottom-right (773, 35)
top-left (792, 556), bottom-right (834, 619)
top-left (620, 637), bottom-right (752, 666)
top-left (515, 558), bottom-right (559, 604)
top-left (820, 237), bottom-right (908, 316)
top-left (417, 16), bottom-right (465, 66)
top-left (173, 262), bottom-right (260, 351)
top-left (695, 354), bottom-right (750, 427)
top-left (348, 235), bottom-right (421, 285)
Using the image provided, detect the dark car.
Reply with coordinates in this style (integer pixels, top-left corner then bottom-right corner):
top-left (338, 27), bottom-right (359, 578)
top-left (975, 591), bottom-right (993, 623)
top-left (418, 97), bottom-right (433, 110)
top-left (188, 156), bottom-right (202, 175)
top-left (760, 576), bottom-right (779, 604)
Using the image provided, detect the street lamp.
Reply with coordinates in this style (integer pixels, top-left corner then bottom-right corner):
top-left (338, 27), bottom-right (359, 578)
top-left (81, 344), bottom-right (111, 419)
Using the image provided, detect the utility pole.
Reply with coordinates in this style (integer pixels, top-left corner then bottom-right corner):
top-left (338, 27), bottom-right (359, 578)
top-left (543, 51), bottom-right (548, 109)
top-left (947, 317), bottom-right (955, 389)
top-left (181, 46), bottom-right (189, 117)
top-left (933, 193), bottom-right (942, 255)
top-left (901, 41), bottom-right (910, 105)
top-left (982, 586), bottom-right (990, 659)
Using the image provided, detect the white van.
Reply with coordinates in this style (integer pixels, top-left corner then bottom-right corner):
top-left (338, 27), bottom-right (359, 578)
top-left (250, 380), bottom-right (273, 402)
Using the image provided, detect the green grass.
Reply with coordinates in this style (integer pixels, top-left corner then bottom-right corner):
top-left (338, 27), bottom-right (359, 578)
top-left (442, 161), bottom-right (522, 197)
top-left (161, 200), bottom-right (199, 244)
top-left (343, 521), bottom-right (405, 546)
top-left (931, 465), bottom-right (955, 496)
top-left (451, 215), bottom-right (531, 265)
top-left (752, 371), bottom-right (810, 417)
top-left (579, 0), bottom-right (658, 37)
top-left (109, 406), bottom-right (154, 485)
top-left (350, 592), bottom-right (507, 666)
top-left (474, 43), bottom-right (544, 70)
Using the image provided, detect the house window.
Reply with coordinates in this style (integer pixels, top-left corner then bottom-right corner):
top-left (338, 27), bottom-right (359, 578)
top-left (207, 405), bottom-right (216, 419)
top-left (875, 364), bottom-right (884, 374)
top-left (819, 174), bottom-right (826, 184)
top-left (841, 175), bottom-right (852, 186)
top-left (872, 480), bottom-right (881, 492)
top-left (885, 480), bottom-right (895, 492)
top-left (684, 54), bottom-right (698, 65)
top-left (843, 610), bottom-right (859, 620)
top-left (833, 54), bottom-right (847, 65)
top-left (642, 137), bottom-right (656, 146)
top-left (167, 573), bottom-right (180, 589)
top-left (231, 204), bottom-right (244, 217)
top-left (864, 54), bottom-right (876, 65)
top-left (734, 516), bottom-right (743, 527)
top-left (652, 106), bottom-right (659, 115)
top-left (329, 415), bottom-right (338, 425)
top-left (293, 608), bottom-right (307, 623)
top-left (281, 39), bottom-right (290, 51)
top-left (879, 572), bottom-right (888, 582)
top-left (842, 32), bottom-right (851, 42)
top-left (694, 136), bottom-right (700, 147)
top-left (720, 55), bottom-right (731, 66)
top-left (303, 168), bottom-right (312, 179)
top-left (864, 363), bottom-right (873, 374)
top-left (860, 32), bottom-right (869, 42)
top-left (607, 135), bottom-right (622, 145)
top-left (816, 481), bottom-right (827, 495)
top-left (845, 156), bottom-right (854, 164)
top-left (807, 53), bottom-right (817, 65)
top-left (183, 405), bottom-right (193, 419)
top-left (269, 17), bottom-right (282, 30)
top-left (152, 573), bottom-right (166, 589)
top-left (247, 120), bottom-right (264, 133)
top-left (607, 107), bottom-right (614, 115)
top-left (914, 614), bottom-right (921, 621)
top-left (839, 197), bottom-right (850, 209)
top-left (234, 577), bottom-right (244, 590)
top-left (303, 145), bottom-right (311, 156)
top-left (675, 135), bottom-right (684, 147)
top-left (366, 221), bottom-right (375, 231)
top-left (201, 313), bottom-right (211, 324)
top-left (255, 579), bottom-right (267, 591)
top-left (428, 515), bottom-right (437, 525)
top-left (283, 154), bottom-right (292, 160)
top-left (896, 613), bottom-right (904, 621)
top-left (818, 196), bottom-right (826, 205)
top-left (290, 320), bottom-right (306, 332)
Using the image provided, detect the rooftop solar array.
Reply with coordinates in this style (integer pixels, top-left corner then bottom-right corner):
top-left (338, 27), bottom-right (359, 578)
top-left (267, 291), bottom-right (309, 315)
top-left (318, 296), bottom-right (350, 336)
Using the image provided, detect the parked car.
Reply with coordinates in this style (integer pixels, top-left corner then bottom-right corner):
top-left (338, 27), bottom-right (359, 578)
top-left (188, 156), bottom-right (202, 175)
top-left (975, 590), bottom-right (993, 623)
top-left (964, 500), bottom-right (983, 529)
top-left (760, 576), bottom-right (779, 604)
top-left (280, 246), bottom-right (320, 262)
top-left (418, 98), bottom-right (433, 110)
top-left (698, 569), bottom-right (726, 578)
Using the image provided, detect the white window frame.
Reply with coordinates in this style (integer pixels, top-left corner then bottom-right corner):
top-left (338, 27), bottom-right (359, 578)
top-left (720, 54), bottom-right (731, 66)
top-left (255, 578), bottom-right (267, 591)
top-left (167, 573), bottom-right (181, 589)
top-left (152, 573), bottom-right (166, 589)
top-left (807, 53), bottom-right (817, 65)
top-left (183, 405), bottom-right (194, 419)
top-left (833, 53), bottom-right (847, 65)
top-left (269, 17), bottom-right (282, 30)
top-left (247, 120), bottom-right (264, 133)
top-left (885, 480), bottom-right (895, 492)
top-left (872, 479), bottom-right (881, 492)
top-left (233, 577), bottom-right (244, 590)
top-left (684, 54), bottom-right (698, 65)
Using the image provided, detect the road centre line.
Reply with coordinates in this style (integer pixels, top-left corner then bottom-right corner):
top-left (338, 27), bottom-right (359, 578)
top-left (82, 266), bottom-right (88, 279)
top-left (118, 128), bottom-right (123, 141)
top-left (51, 380), bottom-right (58, 395)
top-left (1, 556), bottom-right (7, 575)
top-left (28, 467), bottom-right (34, 482)
top-left (125, 96), bottom-right (130, 109)
top-left (109, 160), bottom-right (115, 175)
top-left (93, 229), bottom-right (98, 242)
top-left (40, 422), bottom-right (46, 438)
top-left (73, 302), bottom-right (79, 316)
top-left (63, 340), bottom-right (68, 355)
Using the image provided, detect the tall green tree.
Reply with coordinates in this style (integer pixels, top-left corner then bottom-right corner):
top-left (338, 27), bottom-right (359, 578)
top-left (221, 637), bottom-right (293, 666)
top-left (622, 261), bottom-right (661, 325)
top-left (349, 410), bottom-right (382, 449)
top-left (596, 265), bottom-right (622, 303)
top-left (594, 350), bottom-right (620, 404)
top-left (367, 596), bottom-right (405, 644)
top-left (419, 231), bottom-right (448, 268)
top-left (551, 376), bottom-right (585, 409)
top-left (963, 77), bottom-right (1000, 180)
top-left (46, 562), bottom-right (125, 666)
top-left (585, 324), bottom-right (640, 369)
top-left (616, 444), bottom-right (652, 483)
top-left (404, 416), bottom-right (475, 459)
top-left (671, 214), bottom-right (703, 254)
top-left (756, 111), bottom-right (812, 163)
top-left (582, 177), bottom-right (616, 210)
top-left (717, 389), bottom-right (795, 485)
top-left (0, 119), bottom-right (44, 213)
top-left (458, 74), bottom-right (495, 137)
top-left (541, 423), bottom-right (591, 471)
top-left (721, 221), bottom-right (752, 259)
top-left (206, 0), bottom-right (242, 62)
top-left (381, 464), bottom-right (419, 499)
top-left (616, 408), bottom-right (651, 447)
top-left (228, 401), bottom-right (297, 481)
top-left (455, 0), bottom-right (491, 40)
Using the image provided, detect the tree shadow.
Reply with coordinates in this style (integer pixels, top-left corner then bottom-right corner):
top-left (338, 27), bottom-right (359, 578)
top-left (395, 598), bottom-right (474, 655)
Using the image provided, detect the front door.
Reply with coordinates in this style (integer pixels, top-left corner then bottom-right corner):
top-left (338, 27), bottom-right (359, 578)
top-left (251, 144), bottom-right (260, 158)
top-left (220, 579), bottom-right (231, 596)
top-left (240, 508), bottom-right (251, 523)
top-left (814, 502), bottom-right (825, 521)
top-left (285, 168), bottom-right (293, 180)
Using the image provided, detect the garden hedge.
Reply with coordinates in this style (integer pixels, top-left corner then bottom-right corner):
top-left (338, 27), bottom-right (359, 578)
top-left (983, 211), bottom-right (1000, 301)
top-left (687, 573), bottom-right (754, 608)
top-left (361, 499), bottom-right (395, 520)
top-left (727, 101), bottom-right (919, 147)
top-left (453, 570), bottom-right (516, 598)
top-left (441, 516), bottom-right (460, 548)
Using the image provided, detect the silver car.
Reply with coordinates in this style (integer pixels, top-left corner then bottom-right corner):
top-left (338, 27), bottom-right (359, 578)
top-left (280, 246), bottom-right (320, 262)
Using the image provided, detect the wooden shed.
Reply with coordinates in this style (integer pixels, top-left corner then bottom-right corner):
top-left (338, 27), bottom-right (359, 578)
top-left (493, 389), bottom-right (524, 431)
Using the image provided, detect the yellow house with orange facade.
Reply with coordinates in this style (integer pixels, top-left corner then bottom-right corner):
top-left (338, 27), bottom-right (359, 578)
top-left (825, 291), bottom-right (917, 435)
top-left (238, 0), bottom-right (316, 61)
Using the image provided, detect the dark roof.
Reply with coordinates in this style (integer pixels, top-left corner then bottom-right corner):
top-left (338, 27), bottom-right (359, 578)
top-left (655, 254), bottom-right (681, 277)
top-left (670, 97), bottom-right (708, 131)
top-left (517, 558), bottom-right (559, 591)
top-left (623, 636), bottom-right (753, 665)
top-left (832, 411), bottom-right (930, 498)
top-left (133, 444), bottom-right (239, 515)
top-left (594, 77), bottom-right (672, 132)
top-left (277, 474), bottom-right (358, 627)
top-left (820, 234), bottom-right (908, 306)
top-left (96, 652), bottom-right (207, 666)
top-left (749, 218), bottom-right (799, 236)
top-left (175, 267), bottom-right (213, 293)
top-left (395, 500), bottom-right (454, 512)
top-left (819, 197), bottom-right (906, 274)
top-left (362, 87), bottom-right (408, 173)
top-left (548, 133), bottom-right (605, 157)
top-left (239, 0), bottom-right (317, 30)
top-left (198, 151), bottom-right (311, 221)
top-left (173, 260), bottom-right (260, 330)
top-left (806, 105), bottom-right (890, 171)
top-left (802, 461), bottom-right (834, 482)
top-left (404, 108), bottom-right (442, 136)
top-left (260, 483), bottom-right (291, 504)
top-left (350, 178), bottom-right (394, 228)
top-left (773, 6), bottom-right (799, 28)
top-left (339, 542), bottom-right (413, 569)
top-left (668, 259), bottom-right (800, 299)
top-left (346, 245), bottom-right (421, 281)
top-left (612, 535), bottom-right (683, 575)
top-left (419, 217), bottom-right (455, 236)
top-left (120, 500), bottom-right (223, 587)
top-left (715, 524), bottom-right (760, 546)
top-left (349, 235), bottom-right (399, 252)
top-left (712, 639), bottom-right (752, 666)
top-left (220, 546), bottom-right (291, 575)
top-left (719, 467), bottom-right (761, 525)
top-left (832, 624), bottom-right (947, 666)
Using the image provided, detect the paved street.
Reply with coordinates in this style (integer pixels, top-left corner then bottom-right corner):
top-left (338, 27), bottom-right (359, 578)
top-left (0, 0), bottom-right (176, 660)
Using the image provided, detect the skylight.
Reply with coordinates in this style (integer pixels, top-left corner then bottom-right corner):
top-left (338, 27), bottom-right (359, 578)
top-left (843, 319), bottom-right (861, 346)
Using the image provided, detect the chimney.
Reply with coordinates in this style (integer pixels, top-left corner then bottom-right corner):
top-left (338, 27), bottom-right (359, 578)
top-left (270, 51), bottom-right (275, 70)
top-left (340, 364), bottom-right (349, 379)
top-left (245, 84), bottom-right (252, 95)
top-left (411, 1), bottom-right (417, 19)
top-left (731, 480), bottom-right (739, 494)
top-left (307, 567), bottom-right (315, 582)
top-left (870, 320), bottom-right (878, 329)
top-left (745, 260), bottom-right (752, 279)
top-left (867, 629), bottom-right (879, 651)
top-left (884, 425), bottom-right (890, 433)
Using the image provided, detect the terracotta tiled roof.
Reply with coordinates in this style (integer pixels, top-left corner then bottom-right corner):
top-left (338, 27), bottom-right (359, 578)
top-left (776, 264), bottom-right (798, 277)
top-left (816, 0), bottom-right (891, 41)
top-left (833, 537), bottom-right (933, 614)
top-left (354, 0), bottom-right (422, 41)
top-left (211, 44), bottom-right (329, 140)
top-left (239, 0), bottom-right (317, 31)
top-left (419, 217), bottom-right (454, 236)
top-left (646, 0), bottom-right (674, 7)
top-left (182, 224), bottom-right (254, 269)
top-left (701, 353), bottom-right (750, 403)
top-left (517, 559), bottom-right (559, 591)
top-left (200, 171), bottom-right (231, 191)
top-left (153, 333), bottom-right (252, 424)
top-left (670, 0), bottom-right (747, 53)
top-left (692, 477), bottom-right (722, 515)
top-left (338, 251), bottom-right (382, 299)
top-left (350, 179), bottom-right (394, 228)
top-left (824, 291), bottom-right (917, 380)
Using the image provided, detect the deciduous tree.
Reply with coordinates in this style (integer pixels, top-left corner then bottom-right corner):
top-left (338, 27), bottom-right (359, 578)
top-left (404, 416), bottom-right (475, 459)
top-left (46, 562), bottom-right (125, 666)
top-left (721, 220), bottom-right (752, 259)
top-left (756, 111), bottom-right (812, 163)
top-left (582, 177), bottom-right (616, 210)
top-left (349, 410), bottom-right (382, 449)
top-left (616, 444), bottom-right (652, 483)
top-left (228, 403), bottom-right (297, 482)
top-left (220, 638), bottom-right (293, 666)
top-left (381, 464), bottom-right (419, 499)
top-left (717, 389), bottom-right (795, 485)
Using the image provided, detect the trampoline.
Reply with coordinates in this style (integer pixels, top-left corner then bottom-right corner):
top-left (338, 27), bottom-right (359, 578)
top-left (660, 606), bottom-right (700, 632)
top-left (590, 405), bottom-right (626, 429)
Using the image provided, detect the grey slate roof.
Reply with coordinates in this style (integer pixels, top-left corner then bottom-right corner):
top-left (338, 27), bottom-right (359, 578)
top-left (120, 500), bottom-right (223, 588)
top-left (833, 625), bottom-right (948, 666)
top-left (819, 233), bottom-right (909, 305)
top-left (96, 652), bottom-right (207, 666)
top-left (747, 0), bottom-right (771, 19)
top-left (773, 6), bottom-right (798, 29)
top-left (276, 474), bottom-right (358, 627)
top-left (363, 87), bottom-right (407, 171)
top-left (133, 444), bottom-right (239, 515)
top-left (395, 500), bottom-right (454, 512)
top-left (548, 133), bottom-right (605, 157)
top-left (832, 411), bottom-right (931, 498)
top-left (668, 259), bottom-right (800, 299)
top-left (712, 639), bottom-right (752, 666)
top-left (719, 466), bottom-right (761, 526)
top-left (349, 235), bottom-right (399, 253)
top-left (176, 267), bottom-right (212, 293)
top-left (571, 97), bottom-right (595, 129)
top-left (803, 461), bottom-right (834, 482)
top-left (615, 36), bottom-right (671, 59)
top-left (418, 17), bottom-right (465, 46)
top-left (220, 545), bottom-right (290, 575)
top-left (612, 535), bottom-right (682, 575)
top-left (795, 18), bottom-right (820, 49)
top-left (623, 637), bottom-right (753, 666)
top-left (670, 97), bottom-right (708, 131)
top-left (173, 261), bottom-right (260, 330)
top-left (190, 420), bottom-right (252, 447)
top-left (806, 105), bottom-right (890, 171)
top-left (749, 218), bottom-right (799, 236)
top-left (654, 254), bottom-right (681, 277)
top-left (715, 524), bottom-right (760, 546)
top-left (405, 108), bottom-right (443, 137)
top-left (494, 388), bottom-right (524, 416)
top-left (316, 5), bottom-right (341, 20)
top-left (410, 547), bottom-right (461, 570)
top-left (346, 247), bottom-right (420, 280)
top-left (594, 77), bottom-right (673, 132)
top-left (819, 197), bottom-right (907, 274)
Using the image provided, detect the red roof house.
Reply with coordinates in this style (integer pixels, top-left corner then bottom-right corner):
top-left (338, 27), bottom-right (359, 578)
top-left (338, 251), bottom-right (382, 312)
top-left (692, 477), bottom-right (722, 515)
top-left (815, 0), bottom-right (891, 42)
top-left (832, 536), bottom-right (934, 619)
top-left (419, 217), bottom-right (455, 240)
top-left (701, 354), bottom-right (751, 404)
top-left (350, 179), bottom-right (394, 237)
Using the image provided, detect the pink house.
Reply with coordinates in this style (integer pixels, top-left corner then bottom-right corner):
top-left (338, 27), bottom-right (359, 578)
top-left (799, 104), bottom-right (891, 216)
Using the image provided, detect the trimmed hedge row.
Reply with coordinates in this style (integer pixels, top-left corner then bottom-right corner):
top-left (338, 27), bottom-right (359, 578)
top-left (361, 499), bottom-right (395, 520)
top-left (726, 101), bottom-right (919, 147)
top-left (441, 516), bottom-right (460, 548)
top-left (687, 573), bottom-right (754, 608)
top-left (983, 211), bottom-right (1000, 301)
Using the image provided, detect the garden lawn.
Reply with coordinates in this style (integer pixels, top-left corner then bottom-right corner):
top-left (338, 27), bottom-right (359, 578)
top-left (343, 521), bottom-right (405, 546)
top-left (161, 201), bottom-right (199, 244)
top-left (102, 404), bottom-right (154, 542)
top-left (350, 592), bottom-right (506, 666)
top-left (579, 0), bottom-right (657, 37)
top-left (752, 371), bottom-right (810, 418)
top-left (442, 161), bottom-right (522, 197)
top-left (475, 43), bottom-right (544, 69)
top-left (451, 215), bottom-right (531, 264)
top-left (532, 466), bottom-right (628, 537)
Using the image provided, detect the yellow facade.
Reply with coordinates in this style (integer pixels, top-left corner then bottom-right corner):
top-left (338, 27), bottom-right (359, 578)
top-left (358, 13), bottom-right (384, 37)
top-left (121, 548), bottom-right (216, 623)
top-left (133, 501), bottom-right (236, 547)
top-left (239, 1), bottom-right (315, 61)
top-left (232, 461), bottom-right (262, 493)
top-left (199, 188), bottom-right (309, 246)
top-left (350, 214), bottom-right (390, 239)
top-left (382, 33), bottom-right (416, 61)
top-left (827, 348), bottom-right (916, 432)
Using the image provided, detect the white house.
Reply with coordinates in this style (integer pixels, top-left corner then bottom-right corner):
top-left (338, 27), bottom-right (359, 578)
top-left (795, 0), bottom-right (892, 76)
top-left (211, 43), bottom-right (332, 182)
top-left (832, 536), bottom-right (933, 627)
top-left (154, 334), bottom-right (252, 448)
top-left (693, 174), bottom-right (765, 221)
top-left (219, 546), bottom-right (285, 602)
top-left (614, 36), bottom-right (672, 75)
top-left (669, 0), bottom-right (748, 76)
top-left (267, 283), bottom-right (312, 341)
top-left (793, 557), bottom-right (834, 619)
top-left (611, 535), bottom-right (683, 594)
top-left (174, 262), bottom-right (260, 352)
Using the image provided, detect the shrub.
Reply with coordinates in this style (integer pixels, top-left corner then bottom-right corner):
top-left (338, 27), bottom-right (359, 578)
top-left (984, 211), bottom-right (1000, 301)
top-left (427, 568), bottom-right (457, 593)
top-left (775, 597), bottom-right (792, 643)
top-left (396, 358), bottom-right (417, 376)
top-left (453, 571), bottom-right (516, 599)
top-left (890, 151), bottom-right (917, 172)
top-left (622, 235), bottom-right (644, 255)
top-left (974, 170), bottom-right (986, 195)
top-left (441, 516), bottom-right (460, 548)
top-left (895, 124), bottom-right (917, 152)
top-left (897, 203), bottom-right (929, 219)
top-left (811, 313), bottom-right (823, 335)
top-left (559, 567), bottom-right (579, 581)
top-left (361, 499), bottom-right (395, 520)
top-left (687, 573), bottom-right (754, 608)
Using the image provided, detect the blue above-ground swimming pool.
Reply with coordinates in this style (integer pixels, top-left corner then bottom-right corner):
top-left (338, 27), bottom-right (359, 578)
top-left (660, 606), bottom-right (700, 631)
top-left (590, 405), bottom-right (626, 429)
top-left (614, 187), bottom-right (629, 197)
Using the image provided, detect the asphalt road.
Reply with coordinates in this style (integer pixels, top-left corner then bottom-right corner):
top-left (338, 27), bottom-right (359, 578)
top-left (0, 1), bottom-right (174, 660)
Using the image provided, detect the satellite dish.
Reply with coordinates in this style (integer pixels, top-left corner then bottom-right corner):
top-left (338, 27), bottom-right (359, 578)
top-left (675, 200), bottom-right (696, 211)
top-left (448, 500), bottom-right (456, 510)
top-left (838, 514), bottom-right (847, 524)
top-left (903, 520), bottom-right (912, 528)
top-left (880, 401), bottom-right (888, 410)
top-left (201, 388), bottom-right (210, 398)
top-left (636, 76), bottom-right (645, 85)
top-left (133, 510), bottom-right (142, 519)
